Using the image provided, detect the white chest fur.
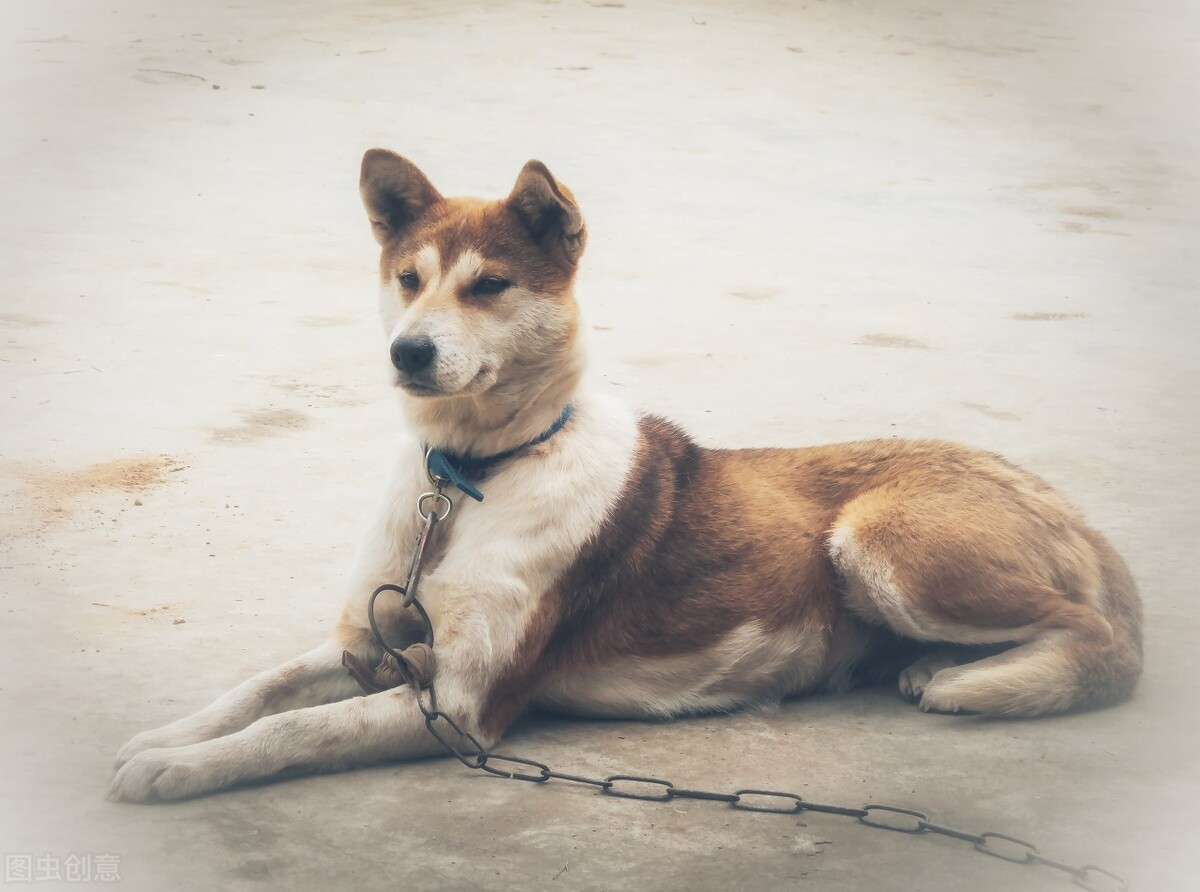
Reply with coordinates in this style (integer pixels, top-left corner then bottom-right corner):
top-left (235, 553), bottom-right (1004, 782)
top-left (345, 391), bottom-right (641, 717)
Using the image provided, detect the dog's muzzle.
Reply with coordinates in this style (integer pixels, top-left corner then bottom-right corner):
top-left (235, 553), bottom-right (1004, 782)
top-left (390, 337), bottom-right (441, 392)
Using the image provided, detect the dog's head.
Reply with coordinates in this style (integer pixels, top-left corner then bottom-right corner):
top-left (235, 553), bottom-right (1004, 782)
top-left (360, 150), bottom-right (586, 448)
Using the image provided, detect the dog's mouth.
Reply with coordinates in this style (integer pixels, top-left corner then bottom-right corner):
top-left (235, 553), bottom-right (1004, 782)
top-left (394, 374), bottom-right (442, 397)
top-left (394, 365), bottom-right (493, 398)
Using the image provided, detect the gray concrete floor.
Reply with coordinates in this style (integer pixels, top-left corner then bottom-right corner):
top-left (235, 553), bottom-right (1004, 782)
top-left (2, 0), bottom-right (1197, 889)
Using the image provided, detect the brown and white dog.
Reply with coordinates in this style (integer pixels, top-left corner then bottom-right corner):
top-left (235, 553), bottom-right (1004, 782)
top-left (109, 152), bottom-right (1144, 802)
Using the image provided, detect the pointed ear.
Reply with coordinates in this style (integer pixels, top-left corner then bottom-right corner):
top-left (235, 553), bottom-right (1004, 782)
top-left (360, 149), bottom-right (443, 245)
top-left (506, 160), bottom-right (586, 265)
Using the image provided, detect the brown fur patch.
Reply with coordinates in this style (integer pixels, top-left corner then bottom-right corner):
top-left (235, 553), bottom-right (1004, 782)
top-left (480, 430), bottom-right (1143, 737)
top-left (481, 417), bottom-right (848, 737)
top-left (381, 197), bottom-right (577, 300)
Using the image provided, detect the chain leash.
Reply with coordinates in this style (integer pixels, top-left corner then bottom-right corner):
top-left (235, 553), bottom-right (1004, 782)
top-left (360, 467), bottom-right (1128, 892)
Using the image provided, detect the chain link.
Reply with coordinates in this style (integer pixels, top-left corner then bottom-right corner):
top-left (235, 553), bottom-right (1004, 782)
top-left (392, 626), bottom-right (1130, 890)
top-left (367, 482), bottom-right (1129, 891)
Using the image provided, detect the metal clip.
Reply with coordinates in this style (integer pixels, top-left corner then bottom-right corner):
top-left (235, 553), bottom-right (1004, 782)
top-left (424, 445), bottom-right (450, 488)
top-left (403, 486), bottom-right (451, 607)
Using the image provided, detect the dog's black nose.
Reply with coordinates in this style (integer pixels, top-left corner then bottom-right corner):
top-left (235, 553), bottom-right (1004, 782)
top-left (391, 336), bottom-right (437, 375)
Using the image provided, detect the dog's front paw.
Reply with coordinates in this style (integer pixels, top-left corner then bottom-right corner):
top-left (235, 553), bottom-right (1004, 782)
top-left (108, 748), bottom-right (221, 803)
top-left (114, 718), bottom-right (220, 769)
top-left (115, 728), bottom-right (173, 770)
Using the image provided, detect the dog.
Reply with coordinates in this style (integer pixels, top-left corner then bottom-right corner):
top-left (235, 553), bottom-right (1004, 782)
top-left (109, 151), bottom-right (1144, 802)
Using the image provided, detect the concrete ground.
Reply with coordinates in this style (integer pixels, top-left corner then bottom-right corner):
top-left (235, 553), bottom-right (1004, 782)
top-left (2, 0), bottom-right (1197, 889)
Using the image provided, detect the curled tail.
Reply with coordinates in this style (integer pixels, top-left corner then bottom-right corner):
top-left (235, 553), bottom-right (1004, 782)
top-left (911, 531), bottom-right (1143, 718)
top-left (1068, 533), bottom-right (1143, 711)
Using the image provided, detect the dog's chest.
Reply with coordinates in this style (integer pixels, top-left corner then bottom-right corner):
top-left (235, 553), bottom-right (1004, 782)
top-left (406, 399), bottom-right (643, 671)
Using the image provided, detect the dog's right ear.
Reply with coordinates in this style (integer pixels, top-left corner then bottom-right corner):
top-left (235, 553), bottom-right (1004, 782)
top-left (360, 149), bottom-right (443, 245)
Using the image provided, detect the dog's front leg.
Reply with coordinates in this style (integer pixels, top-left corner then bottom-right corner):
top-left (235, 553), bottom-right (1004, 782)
top-left (109, 680), bottom-right (472, 802)
top-left (116, 453), bottom-right (429, 767)
top-left (114, 638), bottom-right (373, 768)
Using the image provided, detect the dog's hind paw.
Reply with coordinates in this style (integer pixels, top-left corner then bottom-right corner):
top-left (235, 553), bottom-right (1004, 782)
top-left (916, 668), bottom-right (979, 715)
top-left (898, 650), bottom-right (959, 702)
top-left (918, 692), bottom-right (964, 714)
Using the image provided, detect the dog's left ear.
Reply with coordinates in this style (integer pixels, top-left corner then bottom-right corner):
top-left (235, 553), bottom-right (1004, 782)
top-left (506, 161), bottom-right (586, 266)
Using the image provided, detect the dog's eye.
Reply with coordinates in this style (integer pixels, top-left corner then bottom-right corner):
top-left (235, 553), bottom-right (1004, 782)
top-left (473, 276), bottom-right (510, 296)
top-left (398, 271), bottom-right (420, 290)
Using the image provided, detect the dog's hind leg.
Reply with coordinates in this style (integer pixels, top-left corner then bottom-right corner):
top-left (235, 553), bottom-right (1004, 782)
top-left (913, 557), bottom-right (1142, 717)
top-left (827, 486), bottom-right (1142, 717)
top-left (914, 632), bottom-right (1086, 715)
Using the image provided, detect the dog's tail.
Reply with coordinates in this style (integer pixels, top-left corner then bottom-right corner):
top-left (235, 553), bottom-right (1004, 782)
top-left (1063, 531), bottom-right (1144, 711)
top-left (912, 529), bottom-right (1144, 718)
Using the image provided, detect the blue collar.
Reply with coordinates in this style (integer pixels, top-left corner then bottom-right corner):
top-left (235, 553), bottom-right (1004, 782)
top-left (424, 403), bottom-right (574, 502)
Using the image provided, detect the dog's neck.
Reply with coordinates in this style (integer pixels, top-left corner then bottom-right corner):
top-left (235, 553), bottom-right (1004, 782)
top-left (400, 342), bottom-right (586, 458)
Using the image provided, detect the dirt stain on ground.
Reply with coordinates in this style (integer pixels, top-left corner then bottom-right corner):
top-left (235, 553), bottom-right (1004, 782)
top-left (1013, 312), bottom-right (1087, 321)
top-left (94, 602), bottom-right (177, 619)
top-left (0, 313), bottom-right (52, 327)
top-left (30, 455), bottom-right (178, 503)
top-left (1061, 206), bottom-right (1123, 220)
top-left (211, 408), bottom-right (310, 443)
top-left (267, 377), bottom-right (368, 408)
top-left (2, 454), bottom-right (181, 538)
top-left (729, 288), bottom-right (782, 302)
top-left (1057, 219), bottom-right (1131, 237)
top-left (962, 401), bottom-right (1021, 422)
top-left (856, 333), bottom-right (930, 349)
top-left (621, 352), bottom-right (713, 369)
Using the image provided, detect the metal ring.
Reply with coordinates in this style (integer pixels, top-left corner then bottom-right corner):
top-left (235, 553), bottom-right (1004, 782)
top-left (479, 753), bottom-right (552, 783)
top-left (731, 789), bottom-right (804, 814)
top-left (602, 775), bottom-right (675, 801)
top-left (973, 831), bottom-right (1038, 863)
top-left (416, 491), bottom-right (452, 521)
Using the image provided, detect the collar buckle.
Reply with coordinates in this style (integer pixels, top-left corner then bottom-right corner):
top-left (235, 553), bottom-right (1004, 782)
top-left (424, 446), bottom-right (451, 488)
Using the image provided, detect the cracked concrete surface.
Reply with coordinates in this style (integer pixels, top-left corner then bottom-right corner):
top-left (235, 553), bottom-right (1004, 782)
top-left (1, 0), bottom-right (1197, 889)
